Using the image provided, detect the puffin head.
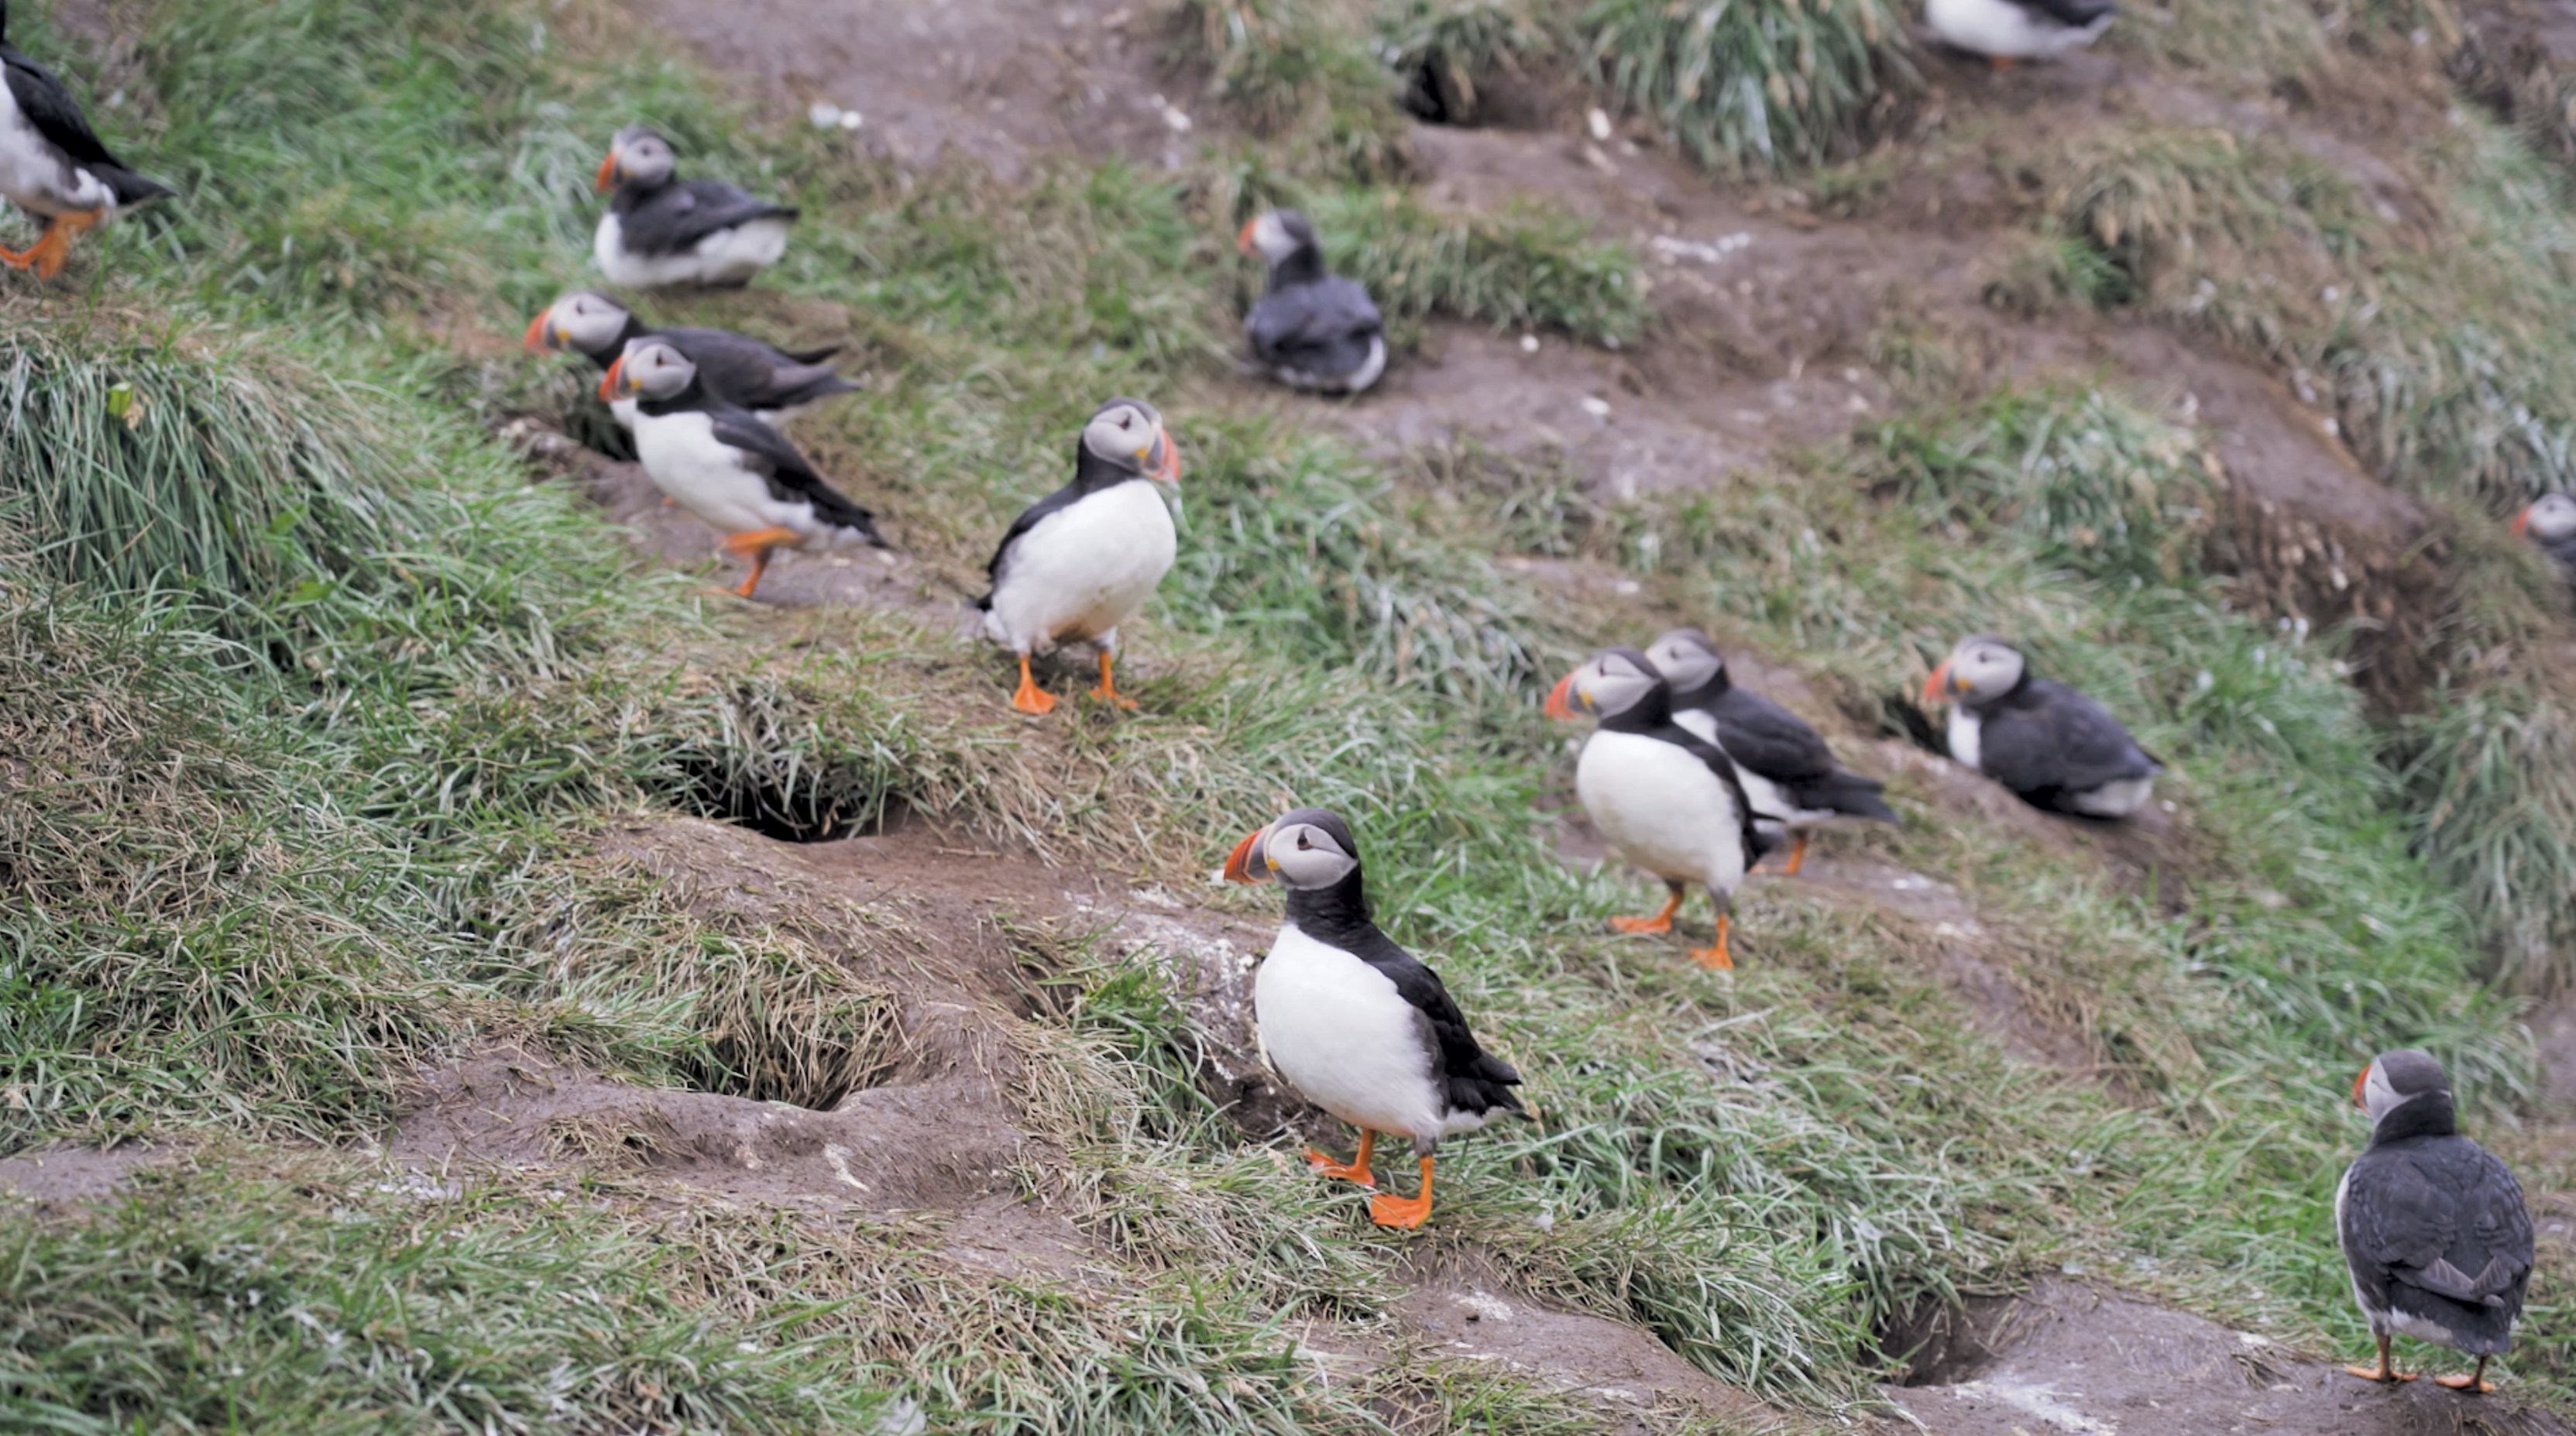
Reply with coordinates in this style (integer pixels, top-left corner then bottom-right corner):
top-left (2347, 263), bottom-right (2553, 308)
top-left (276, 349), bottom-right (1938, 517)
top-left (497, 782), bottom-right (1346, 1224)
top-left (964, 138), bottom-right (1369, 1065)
top-left (1922, 634), bottom-right (2025, 707)
top-left (597, 125), bottom-right (676, 192)
top-left (524, 290), bottom-right (632, 356)
top-left (599, 337), bottom-right (695, 404)
top-left (1223, 806), bottom-right (1362, 890)
top-left (1082, 397), bottom-right (1181, 485)
top-left (1544, 647), bottom-right (1664, 722)
top-left (2353, 1048), bottom-right (2451, 1127)
top-left (1643, 628), bottom-right (1726, 696)
top-left (2512, 490), bottom-right (2576, 543)
top-left (1235, 209), bottom-right (1317, 266)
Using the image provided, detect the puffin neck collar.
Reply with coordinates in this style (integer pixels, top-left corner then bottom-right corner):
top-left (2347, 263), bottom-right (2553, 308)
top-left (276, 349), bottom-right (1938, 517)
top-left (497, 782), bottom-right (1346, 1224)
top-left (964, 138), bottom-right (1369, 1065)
top-left (1266, 245), bottom-right (1327, 290)
top-left (1960, 670), bottom-right (2033, 714)
top-left (2370, 1091), bottom-right (2458, 1145)
top-left (1283, 871), bottom-right (1375, 945)
top-left (1667, 674), bottom-right (1731, 709)
top-left (1071, 445), bottom-right (1149, 493)
top-left (1595, 684), bottom-right (1678, 733)
top-left (582, 313), bottom-right (651, 366)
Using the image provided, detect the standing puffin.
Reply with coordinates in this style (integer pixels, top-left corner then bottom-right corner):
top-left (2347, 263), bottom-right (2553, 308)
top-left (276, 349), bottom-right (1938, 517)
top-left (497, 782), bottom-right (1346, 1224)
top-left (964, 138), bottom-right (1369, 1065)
top-left (1238, 209), bottom-right (1387, 396)
top-left (0, 1), bottom-right (173, 279)
top-left (1547, 648), bottom-right (1772, 969)
top-left (525, 290), bottom-right (858, 429)
top-left (1643, 629), bottom-right (1896, 875)
top-left (1921, 634), bottom-right (2162, 819)
top-left (977, 397), bottom-right (1180, 715)
top-left (1222, 806), bottom-right (1523, 1229)
top-left (592, 125), bottom-right (796, 289)
top-left (602, 338), bottom-right (885, 598)
top-left (2337, 1049), bottom-right (2533, 1394)
top-left (2512, 492), bottom-right (2576, 602)
top-left (1925, 0), bottom-right (2114, 64)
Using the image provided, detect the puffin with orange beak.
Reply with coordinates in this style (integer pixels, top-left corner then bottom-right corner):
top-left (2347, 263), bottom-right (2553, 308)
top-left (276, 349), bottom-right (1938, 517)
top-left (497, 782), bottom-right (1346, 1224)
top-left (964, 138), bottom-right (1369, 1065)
top-left (524, 290), bottom-right (857, 431)
top-left (2337, 1050), bottom-right (2532, 1393)
top-left (1547, 647), bottom-right (1771, 968)
top-left (603, 338), bottom-right (885, 598)
top-left (1921, 634), bottom-right (2160, 819)
top-left (2511, 491), bottom-right (2576, 601)
top-left (977, 398), bottom-right (1181, 714)
top-left (1238, 209), bottom-right (1386, 395)
top-left (1224, 806), bottom-right (1523, 1229)
top-left (592, 125), bottom-right (796, 289)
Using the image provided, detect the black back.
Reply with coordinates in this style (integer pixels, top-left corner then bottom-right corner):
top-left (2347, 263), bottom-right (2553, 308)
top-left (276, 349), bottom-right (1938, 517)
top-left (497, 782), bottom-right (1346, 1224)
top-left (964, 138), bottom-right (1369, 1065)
top-left (1278, 826), bottom-right (1523, 1126)
top-left (1246, 233), bottom-right (1382, 382)
top-left (1, 9), bottom-right (172, 208)
top-left (2341, 1094), bottom-right (2533, 1355)
top-left (1595, 652), bottom-right (1777, 864)
top-left (1966, 674), bottom-right (2160, 814)
top-left (2020, 0), bottom-right (2115, 25)
top-left (975, 425), bottom-right (1149, 608)
top-left (634, 380), bottom-right (883, 545)
top-left (612, 175), bottom-right (797, 257)
top-left (1671, 672), bottom-right (1896, 822)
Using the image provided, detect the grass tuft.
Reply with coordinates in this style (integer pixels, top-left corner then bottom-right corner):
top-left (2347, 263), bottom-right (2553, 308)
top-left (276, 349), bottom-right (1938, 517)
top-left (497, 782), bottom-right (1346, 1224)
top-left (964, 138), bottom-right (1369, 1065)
top-left (1578, 0), bottom-right (1913, 177)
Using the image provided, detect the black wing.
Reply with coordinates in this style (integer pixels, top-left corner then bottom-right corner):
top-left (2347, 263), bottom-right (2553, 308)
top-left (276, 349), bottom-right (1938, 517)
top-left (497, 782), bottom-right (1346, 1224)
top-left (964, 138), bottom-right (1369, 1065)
top-left (2022, 0), bottom-right (2114, 24)
top-left (4, 49), bottom-right (118, 169)
top-left (618, 178), bottom-right (797, 256)
top-left (2345, 1141), bottom-right (2534, 1316)
top-left (1349, 928), bottom-right (1523, 1120)
top-left (706, 408), bottom-right (883, 543)
top-left (1711, 688), bottom-right (1838, 783)
top-left (662, 327), bottom-right (860, 412)
top-left (976, 479), bottom-right (1085, 607)
top-left (1248, 276), bottom-right (1382, 377)
top-left (1650, 721), bottom-right (1778, 864)
top-left (1977, 680), bottom-right (2158, 807)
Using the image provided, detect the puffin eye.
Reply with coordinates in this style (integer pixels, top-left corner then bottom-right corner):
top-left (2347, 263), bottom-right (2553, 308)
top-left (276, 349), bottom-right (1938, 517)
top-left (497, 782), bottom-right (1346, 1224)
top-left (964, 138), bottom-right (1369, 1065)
top-left (1297, 833), bottom-right (1310, 850)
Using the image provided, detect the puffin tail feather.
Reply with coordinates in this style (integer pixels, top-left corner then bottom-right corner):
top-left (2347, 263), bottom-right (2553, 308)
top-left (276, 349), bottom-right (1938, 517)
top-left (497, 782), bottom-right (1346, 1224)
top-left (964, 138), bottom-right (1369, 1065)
top-left (1797, 770), bottom-right (1898, 823)
top-left (101, 167), bottom-right (175, 208)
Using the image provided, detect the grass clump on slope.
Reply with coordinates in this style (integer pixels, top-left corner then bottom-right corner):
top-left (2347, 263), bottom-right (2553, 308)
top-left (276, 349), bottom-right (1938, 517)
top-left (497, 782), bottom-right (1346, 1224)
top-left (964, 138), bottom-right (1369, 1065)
top-left (1579, 0), bottom-right (1914, 176)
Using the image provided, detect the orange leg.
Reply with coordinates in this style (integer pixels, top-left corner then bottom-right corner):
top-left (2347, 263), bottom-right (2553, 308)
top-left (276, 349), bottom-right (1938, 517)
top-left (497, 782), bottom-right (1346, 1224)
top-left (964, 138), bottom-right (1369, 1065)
top-left (1, 210), bottom-right (102, 280)
top-left (1989, 54), bottom-right (2018, 70)
top-left (1766, 831), bottom-right (1810, 877)
top-left (1305, 1129), bottom-right (1376, 1187)
top-left (1610, 885), bottom-right (1682, 935)
top-left (1689, 912), bottom-right (1733, 970)
top-left (1011, 653), bottom-right (1056, 715)
top-left (717, 526), bottom-right (799, 599)
top-left (2345, 1334), bottom-right (2416, 1384)
top-left (2433, 1355), bottom-right (2493, 1393)
top-left (1367, 1154), bottom-right (1434, 1229)
top-left (1088, 649), bottom-right (1135, 709)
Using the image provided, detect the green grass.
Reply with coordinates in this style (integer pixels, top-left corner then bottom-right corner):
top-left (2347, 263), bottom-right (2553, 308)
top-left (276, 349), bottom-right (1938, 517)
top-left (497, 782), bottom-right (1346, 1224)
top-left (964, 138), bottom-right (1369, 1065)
top-left (1577, 0), bottom-right (1913, 177)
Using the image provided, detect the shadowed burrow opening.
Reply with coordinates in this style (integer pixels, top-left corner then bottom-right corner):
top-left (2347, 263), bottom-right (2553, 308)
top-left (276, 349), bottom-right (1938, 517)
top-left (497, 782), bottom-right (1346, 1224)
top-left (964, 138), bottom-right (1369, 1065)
top-left (1873, 1291), bottom-right (2023, 1386)
top-left (674, 965), bottom-right (907, 1111)
top-left (1878, 689), bottom-right (1948, 757)
top-left (1390, 43), bottom-right (1548, 128)
top-left (666, 689), bottom-right (906, 843)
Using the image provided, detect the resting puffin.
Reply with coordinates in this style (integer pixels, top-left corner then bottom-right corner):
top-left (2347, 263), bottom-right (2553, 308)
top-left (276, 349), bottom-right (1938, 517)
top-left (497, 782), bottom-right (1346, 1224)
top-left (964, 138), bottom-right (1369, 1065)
top-left (525, 290), bottom-right (858, 429)
top-left (1643, 629), bottom-right (1896, 875)
top-left (2338, 1049), bottom-right (2533, 1394)
top-left (1238, 209), bottom-right (1387, 396)
top-left (2512, 492), bottom-right (2576, 602)
top-left (1921, 634), bottom-right (2161, 819)
top-left (1547, 648), bottom-right (1772, 969)
top-left (1222, 806), bottom-right (1523, 1229)
top-left (977, 397), bottom-right (1180, 715)
top-left (1925, 0), bottom-right (2114, 64)
top-left (592, 125), bottom-right (796, 289)
top-left (0, 0), bottom-right (173, 279)
top-left (601, 338), bottom-right (885, 597)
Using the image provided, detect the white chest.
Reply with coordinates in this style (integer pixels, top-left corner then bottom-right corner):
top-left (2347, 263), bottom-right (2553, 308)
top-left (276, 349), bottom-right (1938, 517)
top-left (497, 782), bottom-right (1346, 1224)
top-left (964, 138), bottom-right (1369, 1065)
top-left (1946, 707), bottom-right (1984, 774)
top-left (984, 482), bottom-right (1177, 651)
top-left (594, 211), bottom-right (791, 288)
top-left (1575, 730), bottom-right (1748, 892)
top-left (0, 81), bottom-right (105, 215)
top-left (631, 411), bottom-right (807, 538)
top-left (1925, 0), bottom-right (2110, 56)
top-left (1252, 924), bottom-right (1444, 1142)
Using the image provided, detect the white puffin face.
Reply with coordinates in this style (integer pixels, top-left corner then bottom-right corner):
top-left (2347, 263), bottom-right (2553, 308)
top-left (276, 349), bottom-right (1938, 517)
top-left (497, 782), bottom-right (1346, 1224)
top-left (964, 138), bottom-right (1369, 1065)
top-left (2357, 1060), bottom-right (2406, 1124)
top-left (1643, 630), bottom-right (1723, 693)
top-left (1546, 648), bottom-right (1663, 723)
top-left (1928, 635), bottom-right (2025, 706)
top-left (1222, 809), bottom-right (1362, 891)
top-left (2352, 1048), bottom-right (2447, 1126)
top-left (541, 292), bottom-right (631, 354)
top-left (1080, 399), bottom-right (1180, 484)
top-left (605, 338), bottom-right (695, 401)
top-left (1235, 209), bottom-right (1314, 266)
top-left (2523, 491), bottom-right (2576, 542)
top-left (603, 126), bottom-right (676, 189)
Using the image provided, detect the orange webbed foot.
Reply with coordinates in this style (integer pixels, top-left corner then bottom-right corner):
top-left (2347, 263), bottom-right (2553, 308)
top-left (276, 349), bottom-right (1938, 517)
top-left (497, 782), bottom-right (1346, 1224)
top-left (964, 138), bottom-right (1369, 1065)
top-left (1688, 913), bottom-right (1735, 970)
top-left (1087, 651), bottom-right (1136, 709)
top-left (1365, 1156), bottom-right (1435, 1229)
top-left (1010, 654), bottom-right (1056, 715)
top-left (2344, 1365), bottom-right (2416, 1383)
top-left (2432, 1374), bottom-right (2492, 1393)
top-left (1304, 1147), bottom-right (1375, 1188)
top-left (1609, 913), bottom-right (1673, 934)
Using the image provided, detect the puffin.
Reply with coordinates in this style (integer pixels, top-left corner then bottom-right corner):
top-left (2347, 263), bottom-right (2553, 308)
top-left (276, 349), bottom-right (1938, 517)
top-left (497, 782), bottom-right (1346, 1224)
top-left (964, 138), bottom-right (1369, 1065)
top-left (525, 290), bottom-right (858, 430)
top-left (1546, 647), bottom-right (1772, 969)
top-left (1921, 634), bottom-right (2162, 819)
top-left (1925, 0), bottom-right (2114, 64)
top-left (601, 338), bottom-right (885, 597)
top-left (1643, 628), bottom-right (1897, 875)
top-left (1238, 209), bottom-right (1387, 396)
top-left (2511, 491), bottom-right (2576, 601)
top-left (2337, 1049), bottom-right (2533, 1394)
top-left (0, 0), bottom-right (173, 280)
top-left (592, 125), bottom-right (796, 289)
top-left (977, 397), bottom-right (1180, 715)
top-left (1221, 806), bottom-right (1523, 1229)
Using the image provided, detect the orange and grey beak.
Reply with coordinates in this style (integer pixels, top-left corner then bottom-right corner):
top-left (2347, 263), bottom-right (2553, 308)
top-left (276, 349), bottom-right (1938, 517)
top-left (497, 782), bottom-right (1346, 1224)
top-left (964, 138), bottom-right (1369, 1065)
top-left (1544, 669), bottom-right (1579, 720)
top-left (1147, 429), bottom-right (1182, 485)
top-left (1222, 824), bottom-right (1273, 884)
top-left (2512, 506), bottom-right (2533, 538)
top-left (594, 152), bottom-right (620, 192)
top-left (1922, 659), bottom-right (1955, 705)
top-left (1236, 218), bottom-right (1259, 257)
top-left (598, 354), bottom-right (626, 403)
top-left (523, 310), bottom-right (555, 352)
top-left (2352, 1063), bottom-right (2371, 1110)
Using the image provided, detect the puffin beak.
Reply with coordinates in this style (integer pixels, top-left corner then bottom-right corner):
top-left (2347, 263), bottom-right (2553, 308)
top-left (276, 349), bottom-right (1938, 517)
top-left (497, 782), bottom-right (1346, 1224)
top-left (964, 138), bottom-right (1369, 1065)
top-left (1544, 670), bottom-right (1578, 720)
top-left (2352, 1064), bottom-right (2371, 1110)
top-left (1147, 430), bottom-right (1181, 485)
top-left (523, 311), bottom-right (555, 352)
top-left (594, 152), bottom-right (619, 192)
top-left (1221, 825), bottom-right (1273, 884)
top-left (598, 355), bottom-right (625, 402)
top-left (1236, 219), bottom-right (1258, 256)
top-left (2512, 506), bottom-right (2532, 538)
top-left (1922, 660), bottom-right (1953, 705)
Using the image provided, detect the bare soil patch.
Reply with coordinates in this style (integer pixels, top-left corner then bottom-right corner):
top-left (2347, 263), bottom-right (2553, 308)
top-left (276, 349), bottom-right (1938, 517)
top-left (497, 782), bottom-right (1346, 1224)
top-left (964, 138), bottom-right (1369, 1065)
top-left (0, 1141), bottom-right (176, 1213)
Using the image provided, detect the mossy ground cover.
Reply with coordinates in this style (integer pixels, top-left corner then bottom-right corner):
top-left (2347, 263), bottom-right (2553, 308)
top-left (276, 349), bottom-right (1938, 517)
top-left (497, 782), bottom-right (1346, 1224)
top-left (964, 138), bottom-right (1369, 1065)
top-left (0, 0), bottom-right (2569, 1431)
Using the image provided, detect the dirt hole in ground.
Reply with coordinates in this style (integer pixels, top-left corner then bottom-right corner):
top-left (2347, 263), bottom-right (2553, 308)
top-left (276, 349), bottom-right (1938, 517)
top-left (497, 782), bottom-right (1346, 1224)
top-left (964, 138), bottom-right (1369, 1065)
top-left (1873, 1290), bottom-right (2025, 1386)
top-left (671, 712), bottom-right (902, 844)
